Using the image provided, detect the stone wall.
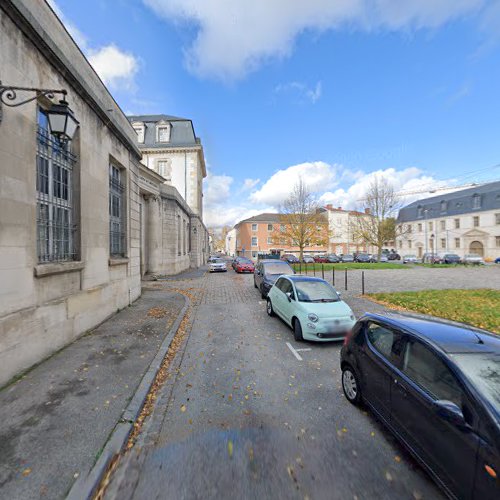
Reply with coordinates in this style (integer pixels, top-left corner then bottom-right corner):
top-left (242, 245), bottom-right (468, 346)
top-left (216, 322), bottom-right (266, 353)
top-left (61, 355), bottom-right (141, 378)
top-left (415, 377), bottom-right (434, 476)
top-left (0, 1), bottom-right (142, 386)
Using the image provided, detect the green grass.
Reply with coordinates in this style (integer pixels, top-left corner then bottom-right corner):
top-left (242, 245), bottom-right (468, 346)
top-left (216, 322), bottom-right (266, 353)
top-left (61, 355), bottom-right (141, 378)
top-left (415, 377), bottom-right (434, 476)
top-left (367, 289), bottom-right (500, 333)
top-left (292, 262), bottom-right (407, 272)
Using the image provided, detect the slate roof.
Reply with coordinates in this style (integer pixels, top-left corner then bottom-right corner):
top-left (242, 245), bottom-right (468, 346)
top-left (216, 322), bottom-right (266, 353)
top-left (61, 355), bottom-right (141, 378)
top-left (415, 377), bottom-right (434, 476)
top-left (127, 114), bottom-right (200, 149)
top-left (238, 213), bottom-right (281, 224)
top-left (397, 181), bottom-right (500, 223)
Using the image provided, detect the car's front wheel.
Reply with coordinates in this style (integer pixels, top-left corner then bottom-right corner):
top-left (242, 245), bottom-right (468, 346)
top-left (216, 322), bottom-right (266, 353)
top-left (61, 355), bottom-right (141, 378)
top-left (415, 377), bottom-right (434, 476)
top-left (342, 365), bottom-right (361, 405)
top-left (293, 318), bottom-right (303, 341)
top-left (266, 299), bottom-right (275, 317)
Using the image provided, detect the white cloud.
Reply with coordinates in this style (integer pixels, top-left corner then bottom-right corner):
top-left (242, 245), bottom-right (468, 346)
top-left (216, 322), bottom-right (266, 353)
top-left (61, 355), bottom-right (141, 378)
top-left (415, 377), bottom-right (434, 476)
top-left (250, 161), bottom-right (338, 206)
top-left (275, 81), bottom-right (322, 104)
top-left (243, 178), bottom-right (260, 190)
top-left (204, 172), bottom-right (234, 205)
top-left (143, 0), bottom-right (485, 80)
top-left (88, 45), bottom-right (139, 90)
top-left (48, 0), bottom-right (140, 91)
top-left (318, 167), bottom-right (455, 211)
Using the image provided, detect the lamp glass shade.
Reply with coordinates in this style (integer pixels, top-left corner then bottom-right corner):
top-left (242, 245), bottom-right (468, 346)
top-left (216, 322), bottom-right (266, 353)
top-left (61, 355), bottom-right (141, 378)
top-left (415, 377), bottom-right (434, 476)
top-left (47, 100), bottom-right (79, 142)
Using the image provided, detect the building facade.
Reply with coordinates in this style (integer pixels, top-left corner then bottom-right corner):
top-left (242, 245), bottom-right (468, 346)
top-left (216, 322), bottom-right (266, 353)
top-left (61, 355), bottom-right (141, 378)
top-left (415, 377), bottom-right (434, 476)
top-left (324, 205), bottom-right (376, 255)
top-left (233, 213), bottom-right (328, 260)
top-left (225, 227), bottom-right (237, 257)
top-left (396, 181), bottom-right (500, 259)
top-left (0, 1), bottom-right (208, 386)
top-left (128, 114), bottom-right (206, 218)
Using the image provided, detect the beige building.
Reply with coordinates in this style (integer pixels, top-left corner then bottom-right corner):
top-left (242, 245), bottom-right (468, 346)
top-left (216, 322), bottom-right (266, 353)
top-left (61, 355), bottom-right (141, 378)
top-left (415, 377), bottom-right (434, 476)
top-left (324, 205), bottom-right (376, 255)
top-left (0, 0), bottom-right (208, 386)
top-left (128, 114), bottom-right (206, 218)
top-left (396, 181), bottom-right (500, 259)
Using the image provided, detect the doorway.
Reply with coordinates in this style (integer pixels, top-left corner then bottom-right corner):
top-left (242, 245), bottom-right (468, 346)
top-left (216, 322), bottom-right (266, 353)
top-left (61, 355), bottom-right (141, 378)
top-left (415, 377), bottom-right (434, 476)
top-left (469, 241), bottom-right (484, 256)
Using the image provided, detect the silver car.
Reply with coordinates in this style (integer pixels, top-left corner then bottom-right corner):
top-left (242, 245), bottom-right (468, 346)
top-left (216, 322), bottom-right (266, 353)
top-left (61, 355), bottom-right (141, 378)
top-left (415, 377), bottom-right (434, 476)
top-left (463, 253), bottom-right (484, 265)
top-left (402, 254), bottom-right (418, 264)
top-left (209, 258), bottom-right (227, 272)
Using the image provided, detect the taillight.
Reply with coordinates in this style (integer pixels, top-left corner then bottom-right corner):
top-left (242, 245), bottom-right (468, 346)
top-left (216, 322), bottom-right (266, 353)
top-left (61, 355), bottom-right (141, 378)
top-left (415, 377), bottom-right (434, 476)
top-left (344, 329), bottom-right (354, 346)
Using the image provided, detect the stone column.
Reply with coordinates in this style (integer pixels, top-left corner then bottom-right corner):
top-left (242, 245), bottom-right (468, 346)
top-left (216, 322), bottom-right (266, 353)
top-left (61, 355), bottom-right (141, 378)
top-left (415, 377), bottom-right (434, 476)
top-left (146, 195), bottom-right (162, 274)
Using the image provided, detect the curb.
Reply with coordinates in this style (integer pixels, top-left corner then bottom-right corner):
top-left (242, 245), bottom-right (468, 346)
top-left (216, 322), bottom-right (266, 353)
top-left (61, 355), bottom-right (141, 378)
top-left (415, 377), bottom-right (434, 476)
top-left (66, 294), bottom-right (190, 500)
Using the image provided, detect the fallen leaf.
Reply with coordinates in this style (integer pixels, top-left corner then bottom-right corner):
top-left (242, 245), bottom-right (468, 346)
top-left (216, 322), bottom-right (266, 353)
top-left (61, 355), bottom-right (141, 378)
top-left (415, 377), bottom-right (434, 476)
top-left (385, 471), bottom-right (393, 482)
top-left (22, 468), bottom-right (32, 477)
top-left (180, 404), bottom-right (186, 412)
top-left (394, 455), bottom-right (401, 463)
top-left (228, 440), bottom-right (233, 458)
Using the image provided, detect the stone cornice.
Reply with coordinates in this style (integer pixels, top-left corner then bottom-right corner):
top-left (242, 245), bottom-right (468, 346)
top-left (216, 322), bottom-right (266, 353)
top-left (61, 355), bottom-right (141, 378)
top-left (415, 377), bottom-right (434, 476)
top-left (3, 0), bottom-right (142, 160)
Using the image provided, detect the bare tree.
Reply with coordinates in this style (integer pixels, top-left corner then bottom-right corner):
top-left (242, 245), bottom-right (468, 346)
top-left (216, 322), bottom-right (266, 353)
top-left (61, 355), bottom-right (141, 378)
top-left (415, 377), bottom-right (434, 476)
top-left (272, 178), bottom-right (328, 260)
top-left (209, 225), bottom-right (231, 253)
top-left (349, 177), bottom-right (406, 258)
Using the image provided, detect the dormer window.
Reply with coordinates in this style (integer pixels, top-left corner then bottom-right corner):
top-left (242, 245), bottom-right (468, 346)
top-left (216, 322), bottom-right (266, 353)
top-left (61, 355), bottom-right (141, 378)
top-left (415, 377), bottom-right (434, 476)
top-left (440, 200), bottom-right (447, 213)
top-left (156, 121), bottom-right (171, 143)
top-left (131, 122), bottom-right (145, 143)
top-left (417, 205), bottom-right (423, 218)
top-left (472, 194), bottom-right (481, 209)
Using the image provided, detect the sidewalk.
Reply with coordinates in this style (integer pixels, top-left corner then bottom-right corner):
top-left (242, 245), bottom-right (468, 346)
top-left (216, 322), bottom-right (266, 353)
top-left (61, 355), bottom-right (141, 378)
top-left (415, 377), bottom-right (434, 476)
top-left (0, 287), bottom-right (186, 500)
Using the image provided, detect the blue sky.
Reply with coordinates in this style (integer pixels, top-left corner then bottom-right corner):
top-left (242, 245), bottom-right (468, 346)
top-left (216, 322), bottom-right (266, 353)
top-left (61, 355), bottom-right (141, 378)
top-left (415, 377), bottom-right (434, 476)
top-left (50, 0), bottom-right (500, 226)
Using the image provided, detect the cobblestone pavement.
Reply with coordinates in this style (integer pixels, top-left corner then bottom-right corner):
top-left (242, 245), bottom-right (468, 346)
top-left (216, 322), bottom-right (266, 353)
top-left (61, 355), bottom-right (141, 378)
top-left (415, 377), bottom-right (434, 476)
top-left (106, 266), bottom-right (443, 500)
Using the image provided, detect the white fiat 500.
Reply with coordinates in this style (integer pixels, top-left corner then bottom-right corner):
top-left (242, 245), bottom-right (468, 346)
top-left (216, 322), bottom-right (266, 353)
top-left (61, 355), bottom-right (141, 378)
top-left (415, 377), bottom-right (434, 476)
top-left (266, 275), bottom-right (355, 341)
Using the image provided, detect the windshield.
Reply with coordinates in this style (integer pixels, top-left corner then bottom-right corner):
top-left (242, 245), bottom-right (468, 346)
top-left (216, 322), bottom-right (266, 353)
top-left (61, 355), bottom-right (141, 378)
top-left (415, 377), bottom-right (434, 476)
top-left (212, 259), bottom-right (224, 264)
top-left (264, 263), bottom-right (293, 275)
top-left (238, 258), bottom-right (253, 264)
top-left (452, 352), bottom-right (500, 414)
top-left (294, 280), bottom-right (340, 303)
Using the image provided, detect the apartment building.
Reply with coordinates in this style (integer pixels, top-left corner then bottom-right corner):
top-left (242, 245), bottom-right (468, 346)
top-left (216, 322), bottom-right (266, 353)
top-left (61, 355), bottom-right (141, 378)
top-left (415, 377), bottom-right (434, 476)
top-left (233, 213), bottom-right (328, 260)
top-left (396, 181), bottom-right (500, 259)
top-left (324, 205), bottom-right (376, 255)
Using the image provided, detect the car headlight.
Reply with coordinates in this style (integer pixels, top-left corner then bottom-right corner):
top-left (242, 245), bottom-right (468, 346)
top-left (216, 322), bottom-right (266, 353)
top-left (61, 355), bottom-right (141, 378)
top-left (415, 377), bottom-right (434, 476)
top-left (308, 313), bottom-right (319, 323)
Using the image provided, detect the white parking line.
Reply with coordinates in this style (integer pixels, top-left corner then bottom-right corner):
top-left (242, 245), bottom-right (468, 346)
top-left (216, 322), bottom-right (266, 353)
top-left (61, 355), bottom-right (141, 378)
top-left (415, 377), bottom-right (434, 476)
top-left (286, 342), bottom-right (303, 361)
top-left (295, 348), bottom-right (311, 353)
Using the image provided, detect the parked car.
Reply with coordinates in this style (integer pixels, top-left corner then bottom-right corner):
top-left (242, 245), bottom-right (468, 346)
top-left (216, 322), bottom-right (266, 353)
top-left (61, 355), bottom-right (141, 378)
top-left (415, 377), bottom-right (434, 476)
top-left (341, 254), bottom-right (355, 263)
top-left (402, 254), bottom-right (418, 264)
top-left (231, 257), bottom-right (245, 270)
top-left (208, 258), bottom-right (227, 273)
top-left (373, 254), bottom-right (389, 263)
top-left (495, 257), bottom-right (500, 264)
top-left (313, 254), bottom-right (329, 263)
top-left (463, 253), bottom-right (485, 265)
top-left (281, 254), bottom-right (300, 264)
top-left (234, 258), bottom-right (255, 273)
top-left (341, 312), bottom-right (500, 500)
top-left (387, 252), bottom-right (401, 261)
top-left (302, 255), bottom-right (315, 264)
top-left (422, 253), bottom-right (443, 264)
top-left (439, 253), bottom-right (462, 264)
top-left (267, 276), bottom-right (355, 341)
top-left (327, 254), bottom-right (340, 263)
top-left (254, 259), bottom-right (295, 299)
top-left (355, 253), bottom-right (371, 263)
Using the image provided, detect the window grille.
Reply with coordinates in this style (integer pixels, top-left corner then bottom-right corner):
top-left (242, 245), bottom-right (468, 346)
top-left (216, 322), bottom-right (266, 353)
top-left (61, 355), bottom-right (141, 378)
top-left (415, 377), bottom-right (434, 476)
top-left (36, 113), bottom-right (77, 263)
top-left (109, 165), bottom-right (126, 256)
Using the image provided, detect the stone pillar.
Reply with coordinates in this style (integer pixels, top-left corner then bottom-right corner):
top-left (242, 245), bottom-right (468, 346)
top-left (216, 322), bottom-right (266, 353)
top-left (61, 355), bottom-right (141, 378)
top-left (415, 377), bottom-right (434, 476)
top-left (146, 195), bottom-right (162, 274)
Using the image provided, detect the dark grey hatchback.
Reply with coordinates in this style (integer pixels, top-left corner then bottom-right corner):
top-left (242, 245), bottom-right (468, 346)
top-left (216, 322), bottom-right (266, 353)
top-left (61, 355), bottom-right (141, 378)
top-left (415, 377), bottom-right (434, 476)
top-left (254, 259), bottom-right (294, 298)
top-left (340, 312), bottom-right (500, 500)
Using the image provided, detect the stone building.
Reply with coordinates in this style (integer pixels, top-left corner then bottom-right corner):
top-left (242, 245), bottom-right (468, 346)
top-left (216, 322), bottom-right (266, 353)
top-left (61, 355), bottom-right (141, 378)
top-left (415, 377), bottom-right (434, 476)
top-left (128, 114), bottom-right (206, 218)
top-left (324, 205), bottom-right (376, 255)
top-left (0, 0), bottom-right (207, 386)
top-left (396, 181), bottom-right (500, 259)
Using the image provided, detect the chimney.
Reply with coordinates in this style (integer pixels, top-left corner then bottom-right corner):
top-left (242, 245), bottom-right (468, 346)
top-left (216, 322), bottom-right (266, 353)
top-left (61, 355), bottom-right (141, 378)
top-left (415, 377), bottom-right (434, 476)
top-left (364, 208), bottom-right (371, 214)
top-left (326, 204), bottom-right (333, 210)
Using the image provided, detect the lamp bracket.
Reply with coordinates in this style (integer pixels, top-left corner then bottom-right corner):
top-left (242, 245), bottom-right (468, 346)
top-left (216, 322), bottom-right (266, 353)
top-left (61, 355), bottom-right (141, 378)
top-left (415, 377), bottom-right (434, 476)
top-left (0, 81), bottom-right (67, 123)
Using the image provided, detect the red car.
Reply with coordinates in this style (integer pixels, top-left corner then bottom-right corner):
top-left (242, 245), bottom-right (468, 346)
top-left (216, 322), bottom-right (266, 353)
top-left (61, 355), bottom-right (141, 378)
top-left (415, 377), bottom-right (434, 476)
top-left (234, 258), bottom-right (255, 273)
top-left (313, 255), bottom-right (328, 263)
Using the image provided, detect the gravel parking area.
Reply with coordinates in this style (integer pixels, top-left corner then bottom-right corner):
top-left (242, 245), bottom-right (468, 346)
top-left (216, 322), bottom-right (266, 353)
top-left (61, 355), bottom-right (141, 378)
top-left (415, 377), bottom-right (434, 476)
top-left (319, 264), bottom-right (500, 298)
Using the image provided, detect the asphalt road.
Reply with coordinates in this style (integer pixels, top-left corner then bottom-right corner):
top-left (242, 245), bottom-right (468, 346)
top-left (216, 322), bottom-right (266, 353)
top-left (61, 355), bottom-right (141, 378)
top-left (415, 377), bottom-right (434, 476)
top-left (106, 269), bottom-right (443, 500)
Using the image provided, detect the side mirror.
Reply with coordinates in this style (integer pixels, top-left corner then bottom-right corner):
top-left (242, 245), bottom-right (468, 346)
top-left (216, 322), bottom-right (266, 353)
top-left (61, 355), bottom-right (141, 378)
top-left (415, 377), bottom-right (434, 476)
top-left (337, 292), bottom-right (342, 298)
top-left (434, 400), bottom-right (468, 429)
top-left (286, 292), bottom-right (293, 302)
